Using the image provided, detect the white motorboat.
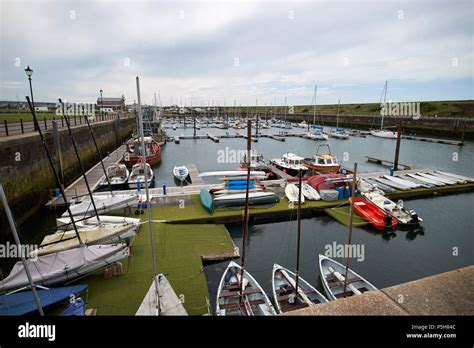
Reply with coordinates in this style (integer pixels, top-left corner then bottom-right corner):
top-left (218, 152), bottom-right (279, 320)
top-left (173, 165), bottom-right (189, 183)
top-left (363, 191), bottom-right (421, 224)
top-left (128, 162), bottom-right (155, 189)
top-left (270, 153), bottom-right (307, 177)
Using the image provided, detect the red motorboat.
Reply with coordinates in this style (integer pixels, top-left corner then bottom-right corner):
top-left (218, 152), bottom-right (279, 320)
top-left (123, 136), bottom-right (161, 167)
top-left (349, 197), bottom-right (397, 231)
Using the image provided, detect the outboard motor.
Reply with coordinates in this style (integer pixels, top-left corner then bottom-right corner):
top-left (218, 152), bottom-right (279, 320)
top-left (409, 210), bottom-right (419, 223)
top-left (384, 214), bottom-right (394, 228)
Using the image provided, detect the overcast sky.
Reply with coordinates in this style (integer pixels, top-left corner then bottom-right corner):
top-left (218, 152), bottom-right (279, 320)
top-left (0, 0), bottom-right (472, 106)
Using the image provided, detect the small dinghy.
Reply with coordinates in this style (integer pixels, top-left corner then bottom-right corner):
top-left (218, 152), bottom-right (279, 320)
top-left (136, 274), bottom-right (187, 316)
top-left (406, 173), bottom-right (445, 186)
top-left (349, 197), bottom-right (397, 231)
top-left (32, 222), bottom-right (138, 257)
top-left (285, 183), bottom-right (305, 204)
top-left (301, 183), bottom-right (320, 200)
top-left (318, 255), bottom-right (377, 301)
top-left (0, 284), bottom-right (88, 316)
top-left (417, 172), bottom-right (456, 185)
top-left (272, 264), bottom-right (327, 314)
top-left (434, 171), bottom-right (474, 183)
top-left (374, 177), bottom-right (411, 190)
top-left (216, 261), bottom-right (275, 316)
top-left (0, 244), bottom-right (129, 292)
top-left (363, 191), bottom-right (421, 225)
top-left (173, 165), bottom-right (189, 183)
top-left (128, 162), bottom-right (155, 189)
top-left (56, 215), bottom-right (140, 229)
top-left (198, 170), bottom-right (266, 178)
top-left (213, 191), bottom-right (279, 208)
top-left (200, 189), bottom-right (214, 213)
top-left (363, 178), bottom-right (396, 193)
top-left (382, 175), bottom-right (421, 189)
top-left (62, 194), bottom-right (138, 217)
top-left (397, 174), bottom-right (435, 189)
top-left (97, 164), bottom-right (130, 190)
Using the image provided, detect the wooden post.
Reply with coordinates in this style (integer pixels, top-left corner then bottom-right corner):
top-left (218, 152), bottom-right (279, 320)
top-left (343, 163), bottom-right (357, 294)
top-left (20, 119), bottom-right (24, 134)
top-left (393, 118), bottom-right (402, 172)
top-left (4, 120), bottom-right (8, 136)
top-left (44, 117), bottom-right (47, 130)
top-left (239, 117), bottom-right (252, 313)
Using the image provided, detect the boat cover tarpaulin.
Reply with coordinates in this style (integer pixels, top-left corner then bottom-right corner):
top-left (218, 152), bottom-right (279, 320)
top-left (0, 245), bottom-right (128, 292)
top-left (63, 194), bottom-right (137, 217)
top-left (0, 284), bottom-right (87, 316)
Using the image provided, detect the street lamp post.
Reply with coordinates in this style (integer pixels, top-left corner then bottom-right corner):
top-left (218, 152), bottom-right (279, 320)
top-left (24, 66), bottom-right (36, 130)
top-left (99, 89), bottom-right (103, 120)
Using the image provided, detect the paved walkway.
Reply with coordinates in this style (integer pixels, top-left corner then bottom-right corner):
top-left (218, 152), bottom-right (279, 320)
top-left (284, 265), bottom-right (474, 315)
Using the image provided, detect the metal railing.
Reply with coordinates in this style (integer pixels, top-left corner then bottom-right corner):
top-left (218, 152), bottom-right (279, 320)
top-left (0, 113), bottom-right (134, 137)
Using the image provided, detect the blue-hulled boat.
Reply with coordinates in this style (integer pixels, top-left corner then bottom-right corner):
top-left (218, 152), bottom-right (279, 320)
top-left (200, 189), bottom-right (214, 213)
top-left (0, 284), bottom-right (88, 316)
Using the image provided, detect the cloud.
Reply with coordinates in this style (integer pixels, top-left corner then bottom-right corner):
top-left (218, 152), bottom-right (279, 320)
top-left (0, 0), bottom-right (472, 105)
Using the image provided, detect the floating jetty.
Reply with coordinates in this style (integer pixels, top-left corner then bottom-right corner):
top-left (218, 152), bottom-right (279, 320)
top-left (365, 156), bottom-right (413, 170)
top-left (47, 144), bottom-right (126, 206)
top-left (84, 222), bottom-right (238, 315)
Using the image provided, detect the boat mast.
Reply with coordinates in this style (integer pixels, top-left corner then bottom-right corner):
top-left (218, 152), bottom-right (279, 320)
top-left (59, 99), bottom-right (101, 222)
top-left (312, 85), bottom-right (317, 129)
top-left (381, 81), bottom-right (388, 130)
top-left (136, 76), bottom-right (160, 315)
top-left (294, 169), bottom-right (303, 299)
top-left (343, 162), bottom-right (357, 294)
top-left (0, 184), bottom-right (44, 316)
top-left (238, 116), bottom-right (252, 314)
top-left (336, 99), bottom-right (340, 129)
top-left (25, 96), bottom-right (83, 244)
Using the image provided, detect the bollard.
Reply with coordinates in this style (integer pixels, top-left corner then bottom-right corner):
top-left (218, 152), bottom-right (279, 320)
top-left (162, 183), bottom-right (167, 195)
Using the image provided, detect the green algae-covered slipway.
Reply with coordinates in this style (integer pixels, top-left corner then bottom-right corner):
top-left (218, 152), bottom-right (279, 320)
top-left (83, 210), bottom-right (236, 316)
top-left (154, 194), bottom-right (349, 223)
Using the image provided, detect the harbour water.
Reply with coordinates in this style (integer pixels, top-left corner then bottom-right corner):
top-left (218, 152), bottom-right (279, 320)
top-left (2, 125), bottom-right (473, 314)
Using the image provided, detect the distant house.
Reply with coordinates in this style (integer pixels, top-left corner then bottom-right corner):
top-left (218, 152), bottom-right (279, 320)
top-left (97, 96), bottom-right (125, 112)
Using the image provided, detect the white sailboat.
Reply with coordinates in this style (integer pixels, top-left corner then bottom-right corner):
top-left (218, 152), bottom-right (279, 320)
top-left (370, 81), bottom-right (397, 139)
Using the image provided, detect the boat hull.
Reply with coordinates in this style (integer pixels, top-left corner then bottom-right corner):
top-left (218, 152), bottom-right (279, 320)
top-left (319, 255), bottom-right (377, 301)
top-left (350, 197), bottom-right (397, 231)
